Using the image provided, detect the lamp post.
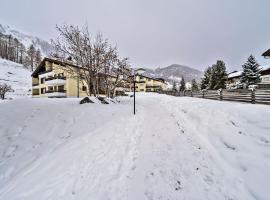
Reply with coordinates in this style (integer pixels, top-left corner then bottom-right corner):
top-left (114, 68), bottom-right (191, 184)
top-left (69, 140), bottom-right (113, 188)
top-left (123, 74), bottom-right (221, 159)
top-left (132, 68), bottom-right (145, 115)
top-left (133, 72), bottom-right (136, 115)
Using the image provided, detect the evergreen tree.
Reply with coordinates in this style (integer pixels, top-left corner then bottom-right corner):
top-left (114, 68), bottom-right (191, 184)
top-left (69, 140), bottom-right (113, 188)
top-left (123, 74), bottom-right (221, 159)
top-left (240, 55), bottom-right (261, 86)
top-left (179, 76), bottom-right (186, 91)
top-left (201, 60), bottom-right (227, 90)
top-left (191, 79), bottom-right (199, 91)
top-left (210, 60), bottom-right (227, 90)
top-left (172, 81), bottom-right (177, 91)
top-left (201, 67), bottom-right (212, 89)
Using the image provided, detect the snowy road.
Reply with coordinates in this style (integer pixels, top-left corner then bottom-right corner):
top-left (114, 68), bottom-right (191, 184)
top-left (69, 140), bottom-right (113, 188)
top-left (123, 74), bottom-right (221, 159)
top-left (0, 94), bottom-right (270, 200)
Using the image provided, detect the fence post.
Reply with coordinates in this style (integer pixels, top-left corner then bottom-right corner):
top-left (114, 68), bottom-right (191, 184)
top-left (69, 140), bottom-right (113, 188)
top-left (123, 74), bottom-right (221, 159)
top-left (251, 89), bottom-right (255, 104)
top-left (219, 89), bottom-right (223, 101)
top-left (202, 90), bottom-right (205, 98)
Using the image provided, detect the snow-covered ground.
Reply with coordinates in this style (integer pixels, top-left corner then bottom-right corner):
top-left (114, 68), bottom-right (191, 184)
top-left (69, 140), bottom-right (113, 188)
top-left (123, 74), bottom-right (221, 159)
top-left (0, 94), bottom-right (270, 200)
top-left (0, 58), bottom-right (31, 98)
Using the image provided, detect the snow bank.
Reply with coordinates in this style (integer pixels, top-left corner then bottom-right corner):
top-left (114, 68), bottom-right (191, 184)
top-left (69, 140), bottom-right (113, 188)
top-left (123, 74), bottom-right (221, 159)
top-left (0, 94), bottom-right (269, 199)
top-left (0, 58), bottom-right (31, 98)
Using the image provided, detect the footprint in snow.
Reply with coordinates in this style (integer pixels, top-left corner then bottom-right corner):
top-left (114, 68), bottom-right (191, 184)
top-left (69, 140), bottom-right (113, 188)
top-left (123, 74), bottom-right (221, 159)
top-left (175, 180), bottom-right (182, 191)
top-left (223, 142), bottom-right (236, 151)
top-left (259, 137), bottom-right (270, 145)
top-left (181, 109), bottom-right (187, 114)
top-left (3, 145), bottom-right (18, 158)
top-left (230, 120), bottom-right (238, 127)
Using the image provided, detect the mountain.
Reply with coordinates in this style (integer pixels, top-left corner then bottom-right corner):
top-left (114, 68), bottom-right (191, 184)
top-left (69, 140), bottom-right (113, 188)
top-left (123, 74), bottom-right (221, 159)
top-left (0, 24), bottom-right (52, 56)
top-left (0, 58), bottom-right (31, 98)
top-left (138, 64), bottom-right (202, 83)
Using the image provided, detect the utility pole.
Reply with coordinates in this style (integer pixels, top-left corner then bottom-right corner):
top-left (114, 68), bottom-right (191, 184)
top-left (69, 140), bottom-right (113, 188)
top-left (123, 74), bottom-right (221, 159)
top-left (134, 76), bottom-right (136, 115)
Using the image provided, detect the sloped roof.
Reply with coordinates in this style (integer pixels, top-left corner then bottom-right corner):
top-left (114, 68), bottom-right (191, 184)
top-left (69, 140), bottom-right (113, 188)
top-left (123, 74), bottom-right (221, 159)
top-left (32, 57), bottom-right (80, 77)
top-left (261, 65), bottom-right (270, 71)
top-left (262, 49), bottom-right (270, 57)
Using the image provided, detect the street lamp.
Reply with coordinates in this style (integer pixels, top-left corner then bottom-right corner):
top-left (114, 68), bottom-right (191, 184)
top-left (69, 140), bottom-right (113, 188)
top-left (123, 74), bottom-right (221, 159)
top-left (133, 75), bottom-right (136, 115)
top-left (132, 68), bottom-right (145, 115)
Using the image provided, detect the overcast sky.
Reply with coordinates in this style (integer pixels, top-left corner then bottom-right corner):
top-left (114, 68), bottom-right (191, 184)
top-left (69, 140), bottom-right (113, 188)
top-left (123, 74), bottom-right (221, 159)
top-left (1, 0), bottom-right (270, 71)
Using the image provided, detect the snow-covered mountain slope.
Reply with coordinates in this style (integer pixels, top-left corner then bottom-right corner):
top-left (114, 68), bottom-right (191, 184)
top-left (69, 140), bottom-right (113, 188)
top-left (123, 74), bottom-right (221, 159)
top-left (138, 64), bottom-right (202, 83)
top-left (0, 24), bottom-right (52, 56)
top-left (0, 58), bottom-right (31, 98)
top-left (0, 94), bottom-right (270, 199)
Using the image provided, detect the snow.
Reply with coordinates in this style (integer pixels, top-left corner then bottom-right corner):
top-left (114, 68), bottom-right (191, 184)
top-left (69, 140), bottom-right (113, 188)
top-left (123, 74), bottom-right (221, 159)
top-left (45, 79), bottom-right (66, 86)
top-left (228, 71), bottom-right (242, 78)
top-left (0, 58), bottom-right (31, 98)
top-left (0, 94), bottom-right (270, 200)
top-left (260, 65), bottom-right (270, 71)
top-left (228, 65), bottom-right (270, 79)
top-left (0, 23), bottom-right (52, 56)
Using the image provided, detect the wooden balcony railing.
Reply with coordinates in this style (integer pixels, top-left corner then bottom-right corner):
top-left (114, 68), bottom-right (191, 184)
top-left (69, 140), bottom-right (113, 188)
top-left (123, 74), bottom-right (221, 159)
top-left (45, 76), bottom-right (66, 81)
top-left (45, 90), bottom-right (66, 93)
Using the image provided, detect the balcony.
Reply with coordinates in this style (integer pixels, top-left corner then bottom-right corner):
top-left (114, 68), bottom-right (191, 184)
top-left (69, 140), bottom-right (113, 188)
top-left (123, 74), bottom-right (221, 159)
top-left (32, 83), bottom-right (39, 89)
top-left (45, 90), bottom-right (66, 97)
top-left (45, 76), bottom-right (66, 86)
top-left (38, 70), bottom-right (53, 76)
top-left (146, 85), bottom-right (161, 89)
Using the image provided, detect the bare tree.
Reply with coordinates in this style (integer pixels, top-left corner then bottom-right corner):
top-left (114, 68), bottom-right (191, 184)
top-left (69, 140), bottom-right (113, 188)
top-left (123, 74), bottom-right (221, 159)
top-left (0, 83), bottom-right (12, 100)
top-left (51, 24), bottom-right (131, 97)
top-left (27, 44), bottom-right (36, 71)
top-left (35, 48), bottom-right (42, 66)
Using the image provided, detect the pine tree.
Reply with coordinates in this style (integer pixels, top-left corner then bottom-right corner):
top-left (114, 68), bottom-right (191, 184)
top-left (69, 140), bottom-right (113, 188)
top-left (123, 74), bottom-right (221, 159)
top-left (201, 67), bottom-right (212, 89)
top-left (210, 60), bottom-right (227, 90)
top-left (202, 60), bottom-right (227, 90)
top-left (240, 55), bottom-right (261, 86)
top-left (191, 79), bottom-right (199, 91)
top-left (179, 76), bottom-right (186, 91)
top-left (172, 81), bottom-right (177, 91)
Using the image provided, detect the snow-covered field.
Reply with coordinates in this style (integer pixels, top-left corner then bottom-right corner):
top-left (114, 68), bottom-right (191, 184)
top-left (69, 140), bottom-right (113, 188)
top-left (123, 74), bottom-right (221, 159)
top-left (0, 94), bottom-right (270, 200)
top-left (0, 58), bottom-right (31, 98)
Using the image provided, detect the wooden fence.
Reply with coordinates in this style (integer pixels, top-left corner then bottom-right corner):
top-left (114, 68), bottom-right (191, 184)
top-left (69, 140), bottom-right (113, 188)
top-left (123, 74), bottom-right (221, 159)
top-left (159, 89), bottom-right (270, 105)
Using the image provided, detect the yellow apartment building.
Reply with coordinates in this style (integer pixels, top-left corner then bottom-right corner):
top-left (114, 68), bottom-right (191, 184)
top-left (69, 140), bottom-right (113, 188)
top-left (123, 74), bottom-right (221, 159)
top-left (31, 57), bottom-right (131, 98)
top-left (135, 74), bottom-right (166, 92)
top-left (31, 58), bottom-right (91, 98)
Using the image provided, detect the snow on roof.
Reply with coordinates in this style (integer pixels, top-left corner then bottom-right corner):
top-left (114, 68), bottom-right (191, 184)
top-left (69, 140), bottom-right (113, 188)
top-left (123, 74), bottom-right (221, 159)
top-left (228, 65), bottom-right (270, 79)
top-left (261, 65), bottom-right (270, 71)
top-left (228, 71), bottom-right (242, 78)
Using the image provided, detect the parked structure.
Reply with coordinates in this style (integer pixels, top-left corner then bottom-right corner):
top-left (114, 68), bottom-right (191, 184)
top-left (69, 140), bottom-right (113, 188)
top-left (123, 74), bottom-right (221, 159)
top-left (134, 74), bottom-right (166, 92)
top-left (31, 57), bottom-right (130, 98)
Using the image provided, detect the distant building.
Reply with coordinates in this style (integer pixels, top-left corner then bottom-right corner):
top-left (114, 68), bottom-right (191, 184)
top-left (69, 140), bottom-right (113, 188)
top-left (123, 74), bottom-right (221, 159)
top-left (134, 73), bottom-right (166, 92)
top-left (260, 49), bottom-right (270, 88)
top-left (226, 50), bottom-right (270, 89)
top-left (226, 60), bottom-right (270, 89)
top-left (226, 71), bottom-right (242, 89)
top-left (262, 49), bottom-right (270, 59)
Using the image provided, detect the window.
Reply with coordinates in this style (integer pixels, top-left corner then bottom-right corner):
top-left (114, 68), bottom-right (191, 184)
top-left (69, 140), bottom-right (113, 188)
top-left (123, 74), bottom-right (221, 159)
top-left (82, 86), bottom-right (87, 91)
top-left (262, 76), bottom-right (270, 82)
top-left (41, 88), bottom-right (46, 94)
top-left (40, 78), bottom-right (45, 84)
